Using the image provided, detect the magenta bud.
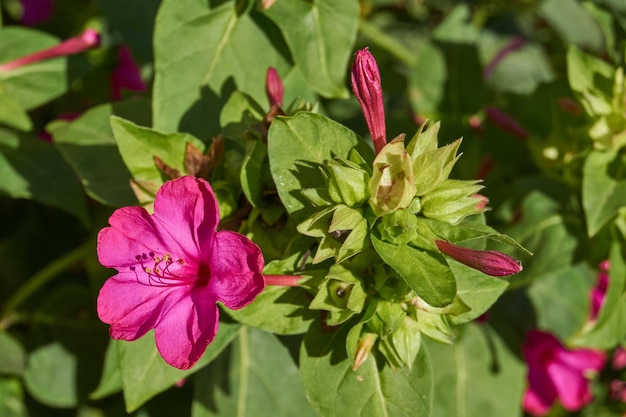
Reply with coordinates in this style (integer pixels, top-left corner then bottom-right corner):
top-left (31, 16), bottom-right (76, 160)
top-left (435, 240), bottom-right (522, 277)
top-left (111, 45), bottom-right (146, 101)
top-left (485, 106), bottom-right (528, 140)
top-left (351, 47), bottom-right (387, 154)
top-left (265, 67), bottom-right (284, 108)
top-left (263, 274), bottom-right (301, 287)
top-left (483, 36), bottom-right (525, 79)
top-left (0, 28), bottom-right (100, 71)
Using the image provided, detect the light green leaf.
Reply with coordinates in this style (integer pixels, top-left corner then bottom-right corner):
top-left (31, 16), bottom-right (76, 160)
top-left (90, 340), bottom-right (122, 400)
top-left (528, 263), bottom-right (596, 341)
top-left (426, 323), bottom-right (525, 417)
top-left (0, 92), bottom-right (31, 131)
top-left (0, 128), bottom-right (89, 226)
top-left (23, 342), bottom-right (78, 408)
top-left (583, 149), bottom-right (626, 236)
top-left (192, 327), bottom-right (316, 417)
top-left (118, 322), bottom-right (240, 413)
top-left (0, 332), bottom-right (25, 376)
top-left (153, 0), bottom-right (290, 133)
top-left (268, 112), bottom-right (373, 221)
top-left (111, 115), bottom-right (204, 187)
top-left (0, 27), bottom-right (66, 110)
top-left (409, 42), bottom-right (446, 118)
top-left (262, 0), bottom-right (359, 98)
top-left (52, 100), bottom-right (151, 207)
top-left (300, 321), bottom-right (433, 417)
top-left (539, 0), bottom-right (605, 53)
top-left (372, 233), bottom-right (457, 307)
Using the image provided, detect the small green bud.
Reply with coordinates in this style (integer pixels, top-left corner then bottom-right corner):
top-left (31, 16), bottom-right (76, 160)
top-left (309, 265), bottom-right (367, 326)
top-left (377, 210), bottom-right (419, 245)
top-left (327, 159), bottom-right (370, 207)
top-left (421, 179), bottom-right (484, 224)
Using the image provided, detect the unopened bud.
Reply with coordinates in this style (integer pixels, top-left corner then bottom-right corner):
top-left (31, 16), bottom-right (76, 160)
top-left (435, 240), bottom-right (522, 276)
top-left (265, 67), bottom-right (284, 108)
top-left (353, 333), bottom-right (377, 370)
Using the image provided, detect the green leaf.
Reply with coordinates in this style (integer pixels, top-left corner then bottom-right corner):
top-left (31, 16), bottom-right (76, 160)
top-left (0, 93), bottom-right (31, 131)
top-left (583, 149), bottom-right (626, 236)
top-left (408, 42), bottom-right (446, 118)
top-left (52, 100), bottom-right (151, 207)
top-left (426, 323), bottom-right (525, 417)
top-left (0, 27), bottom-right (67, 110)
top-left (539, 0), bottom-right (605, 53)
top-left (0, 332), bottom-right (26, 375)
top-left (110, 115), bottom-right (205, 198)
top-left (192, 327), bottom-right (316, 417)
top-left (268, 112), bottom-right (373, 221)
top-left (262, 0), bottom-right (359, 98)
top-left (0, 128), bottom-right (89, 225)
top-left (118, 322), bottom-right (240, 413)
top-left (89, 340), bottom-right (122, 400)
top-left (527, 263), bottom-right (596, 341)
top-left (300, 321), bottom-right (433, 417)
top-left (225, 285), bottom-right (317, 335)
top-left (0, 377), bottom-right (28, 417)
top-left (23, 342), bottom-right (78, 408)
top-left (371, 233), bottom-right (456, 307)
top-left (153, 0), bottom-right (290, 133)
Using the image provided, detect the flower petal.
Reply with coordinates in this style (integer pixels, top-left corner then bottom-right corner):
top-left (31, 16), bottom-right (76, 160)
top-left (523, 354), bottom-right (557, 416)
top-left (209, 230), bottom-right (265, 309)
top-left (97, 271), bottom-right (186, 341)
top-left (555, 348), bottom-right (606, 373)
top-left (153, 286), bottom-right (219, 369)
top-left (546, 359), bottom-right (592, 411)
top-left (153, 177), bottom-right (220, 262)
top-left (97, 206), bottom-right (188, 269)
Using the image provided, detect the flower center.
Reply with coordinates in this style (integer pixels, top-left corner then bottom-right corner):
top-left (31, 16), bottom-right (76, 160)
top-left (129, 251), bottom-right (189, 287)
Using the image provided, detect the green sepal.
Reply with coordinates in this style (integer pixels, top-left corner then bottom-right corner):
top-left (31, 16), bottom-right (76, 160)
top-left (378, 317), bottom-right (422, 370)
top-left (421, 179), bottom-right (484, 224)
top-left (406, 120), bottom-right (440, 158)
top-left (368, 137), bottom-right (416, 216)
top-left (327, 158), bottom-right (370, 207)
top-left (412, 138), bottom-right (462, 196)
top-left (377, 209), bottom-right (419, 246)
top-left (365, 300), bottom-right (406, 338)
top-left (415, 309), bottom-right (457, 344)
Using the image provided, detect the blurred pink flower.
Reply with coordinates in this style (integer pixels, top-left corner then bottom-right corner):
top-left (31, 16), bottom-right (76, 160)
top-left (0, 29), bottom-right (99, 71)
top-left (435, 240), bottom-right (522, 277)
top-left (610, 380), bottom-right (626, 403)
top-left (590, 260), bottom-right (609, 322)
top-left (96, 176), bottom-right (265, 369)
top-left (110, 45), bottom-right (146, 101)
top-left (19, 0), bottom-right (53, 26)
top-left (523, 330), bottom-right (606, 416)
top-left (265, 67), bottom-right (284, 108)
top-left (485, 105), bottom-right (528, 140)
top-left (352, 47), bottom-right (386, 154)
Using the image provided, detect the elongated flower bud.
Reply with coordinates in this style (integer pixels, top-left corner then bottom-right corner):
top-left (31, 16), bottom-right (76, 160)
top-left (0, 28), bottom-right (100, 71)
top-left (351, 48), bottom-right (386, 154)
top-left (435, 240), bottom-right (522, 276)
top-left (264, 274), bottom-right (301, 287)
top-left (265, 67), bottom-right (284, 108)
top-left (485, 106), bottom-right (528, 140)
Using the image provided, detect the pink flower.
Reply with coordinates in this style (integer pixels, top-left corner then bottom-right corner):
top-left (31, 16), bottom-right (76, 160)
top-left (96, 176), bottom-right (265, 369)
top-left (485, 105), bottom-right (528, 140)
top-left (435, 240), bottom-right (522, 276)
top-left (590, 260), bottom-right (609, 321)
top-left (0, 29), bottom-right (99, 71)
top-left (19, 0), bottom-right (54, 26)
top-left (351, 47), bottom-right (386, 154)
top-left (612, 347), bottom-right (626, 370)
top-left (110, 45), bottom-right (146, 101)
top-left (523, 330), bottom-right (606, 416)
top-left (265, 67), bottom-right (284, 108)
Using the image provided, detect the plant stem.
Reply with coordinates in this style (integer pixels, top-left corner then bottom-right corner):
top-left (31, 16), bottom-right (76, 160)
top-left (358, 19), bottom-right (416, 67)
top-left (2, 240), bottom-right (92, 318)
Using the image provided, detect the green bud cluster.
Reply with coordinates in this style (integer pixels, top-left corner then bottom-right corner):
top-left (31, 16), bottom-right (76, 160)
top-left (297, 121), bottom-right (523, 370)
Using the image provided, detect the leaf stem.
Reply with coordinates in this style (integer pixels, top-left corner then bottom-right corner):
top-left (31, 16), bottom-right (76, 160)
top-left (2, 240), bottom-right (92, 318)
top-left (358, 19), bottom-right (416, 67)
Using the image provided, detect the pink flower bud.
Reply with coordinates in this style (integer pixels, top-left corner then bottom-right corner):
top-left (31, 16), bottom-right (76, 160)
top-left (0, 28), bottom-right (100, 72)
top-left (483, 36), bottom-right (525, 79)
top-left (435, 240), bottom-right (522, 276)
top-left (589, 260), bottom-right (609, 322)
top-left (485, 105), bottom-right (528, 140)
top-left (351, 47), bottom-right (386, 154)
top-left (472, 194), bottom-right (489, 210)
top-left (265, 67), bottom-right (284, 108)
top-left (557, 98), bottom-right (582, 117)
